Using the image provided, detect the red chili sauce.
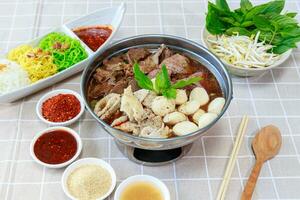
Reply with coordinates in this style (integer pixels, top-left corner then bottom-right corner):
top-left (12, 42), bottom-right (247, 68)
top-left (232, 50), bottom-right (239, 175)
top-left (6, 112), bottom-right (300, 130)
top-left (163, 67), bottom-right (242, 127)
top-left (34, 130), bottom-right (77, 164)
top-left (73, 26), bottom-right (112, 51)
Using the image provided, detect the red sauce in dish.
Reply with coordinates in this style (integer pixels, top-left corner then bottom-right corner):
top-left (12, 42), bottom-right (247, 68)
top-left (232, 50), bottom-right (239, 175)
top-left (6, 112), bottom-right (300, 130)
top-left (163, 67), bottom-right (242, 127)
top-left (73, 26), bottom-right (112, 51)
top-left (34, 130), bottom-right (77, 164)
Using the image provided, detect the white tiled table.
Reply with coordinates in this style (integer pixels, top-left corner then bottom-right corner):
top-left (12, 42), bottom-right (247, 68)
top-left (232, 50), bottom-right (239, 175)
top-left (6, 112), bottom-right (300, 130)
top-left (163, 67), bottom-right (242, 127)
top-left (1, 0), bottom-right (300, 199)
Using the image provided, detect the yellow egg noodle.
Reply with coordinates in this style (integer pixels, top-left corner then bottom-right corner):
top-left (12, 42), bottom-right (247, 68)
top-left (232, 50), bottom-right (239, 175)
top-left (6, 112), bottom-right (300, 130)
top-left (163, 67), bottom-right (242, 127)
top-left (8, 45), bottom-right (57, 83)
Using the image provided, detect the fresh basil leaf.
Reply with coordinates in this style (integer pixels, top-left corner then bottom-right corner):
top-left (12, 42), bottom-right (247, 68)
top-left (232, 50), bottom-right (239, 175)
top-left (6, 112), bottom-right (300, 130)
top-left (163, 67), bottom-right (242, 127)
top-left (272, 44), bottom-right (291, 54)
top-left (241, 21), bottom-right (254, 27)
top-left (280, 27), bottom-right (300, 38)
top-left (162, 88), bottom-right (177, 99)
top-left (261, 0), bottom-right (285, 14)
top-left (245, 0), bottom-right (284, 21)
top-left (253, 15), bottom-right (274, 31)
top-left (133, 63), bottom-right (153, 91)
top-left (245, 4), bottom-right (269, 20)
top-left (216, 0), bottom-right (230, 12)
top-left (220, 17), bottom-right (240, 26)
top-left (172, 77), bottom-right (202, 89)
top-left (241, 0), bottom-right (253, 13)
top-left (155, 64), bottom-right (171, 93)
top-left (206, 2), bottom-right (228, 35)
top-left (265, 13), bottom-right (298, 27)
top-left (285, 12), bottom-right (297, 18)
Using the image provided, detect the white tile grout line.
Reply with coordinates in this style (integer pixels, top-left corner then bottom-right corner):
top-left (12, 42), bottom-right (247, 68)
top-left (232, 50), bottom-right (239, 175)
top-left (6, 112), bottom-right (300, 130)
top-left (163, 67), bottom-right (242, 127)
top-left (1, 153), bottom-right (299, 162)
top-left (172, 162), bottom-right (179, 200)
top-left (246, 77), bottom-right (280, 199)
top-left (226, 113), bottom-right (245, 189)
top-left (1, 175), bottom-right (300, 185)
top-left (270, 70), bottom-right (300, 164)
top-left (33, 1), bottom-right (46, 199)
top-left (157, 0), bottom-right (163, 34)
top-left (3, 0), bottom-right (21, 198)
top-left (201, 137), bottom-right (213, 200)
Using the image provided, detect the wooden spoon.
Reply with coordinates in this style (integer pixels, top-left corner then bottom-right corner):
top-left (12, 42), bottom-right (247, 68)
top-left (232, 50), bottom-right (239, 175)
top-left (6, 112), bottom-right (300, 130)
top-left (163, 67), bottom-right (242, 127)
top-left (241, 125), bottom-right (282, 200)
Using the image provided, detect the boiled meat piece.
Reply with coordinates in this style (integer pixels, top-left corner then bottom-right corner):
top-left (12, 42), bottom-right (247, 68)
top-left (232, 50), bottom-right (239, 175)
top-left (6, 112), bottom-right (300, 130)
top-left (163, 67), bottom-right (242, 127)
top-left (160, 54), bottom-right (190, 75)
top-left (120, 86), bottom-right (144, 122)
top-left (94, 93), bottom-right (121, 120)
top-left (123, 48), bottom-right (151, 64)
top-left (139, 44), bottom-right (166, 73)
top-left (103, 55), bottom-right (124, 71)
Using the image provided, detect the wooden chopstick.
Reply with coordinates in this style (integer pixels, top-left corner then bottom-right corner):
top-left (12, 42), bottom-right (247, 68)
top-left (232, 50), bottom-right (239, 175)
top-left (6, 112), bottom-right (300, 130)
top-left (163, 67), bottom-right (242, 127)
top-left (216, 115), bottom-right (249, 200)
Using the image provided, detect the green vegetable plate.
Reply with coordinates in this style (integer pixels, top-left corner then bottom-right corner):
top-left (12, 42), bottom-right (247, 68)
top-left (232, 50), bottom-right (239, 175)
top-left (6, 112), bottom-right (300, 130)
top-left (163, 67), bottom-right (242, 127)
top-left (201, 27), bottom-right (292, 77)
top-left (201, 0), bottom-right (300, 77)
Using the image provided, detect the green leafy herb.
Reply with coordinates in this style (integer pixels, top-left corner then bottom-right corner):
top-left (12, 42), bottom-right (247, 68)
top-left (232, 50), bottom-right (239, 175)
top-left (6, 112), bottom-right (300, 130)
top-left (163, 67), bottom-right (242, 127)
top-left (133, 63), bottom-right (153, 91)
top-left (133, 63), bottom-right (203, 99)
top-left (171, 77), bottom-right (202, 89)
top-left (205, 0), bottom-right (300, 54)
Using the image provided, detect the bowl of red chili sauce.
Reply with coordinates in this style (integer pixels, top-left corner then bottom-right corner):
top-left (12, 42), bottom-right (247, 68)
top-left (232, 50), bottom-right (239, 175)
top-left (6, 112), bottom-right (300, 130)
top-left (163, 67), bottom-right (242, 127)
top-left (30, 126), bottom-right (82, 168)
top-left (36, 89), bottom-right (85, 126)
top-left (72, 25), bottom-right (113, 52)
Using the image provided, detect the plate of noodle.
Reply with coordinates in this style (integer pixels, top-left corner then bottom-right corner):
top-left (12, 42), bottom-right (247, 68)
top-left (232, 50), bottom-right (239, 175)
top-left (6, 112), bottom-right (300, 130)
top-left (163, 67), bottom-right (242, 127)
top-left (0, 3), bottom-right (125, 102)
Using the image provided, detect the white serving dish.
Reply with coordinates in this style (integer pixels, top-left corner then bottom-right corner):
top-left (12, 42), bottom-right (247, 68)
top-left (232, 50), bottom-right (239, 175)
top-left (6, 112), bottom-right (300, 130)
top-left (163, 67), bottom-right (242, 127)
top-left (114, 175), bottom-right (170, 200)
top-left (36, 89), bottom-right (85, 126)
top-left (30, 126), bottom-right (82, 168)
top-left (201, 27), bottom-right (292, 77)
top-left (62, 158), bottom-right (117, 200)
top-left (0, 3), bottom-right (125, 103)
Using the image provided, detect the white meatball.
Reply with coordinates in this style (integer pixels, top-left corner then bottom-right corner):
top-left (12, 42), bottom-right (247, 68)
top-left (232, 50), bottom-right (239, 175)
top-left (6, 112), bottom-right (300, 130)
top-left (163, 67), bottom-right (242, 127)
top-left (163, 111), bottom-right (187, 125)
top-left (178, 100), bottom-right (201, 115)
top-left (134, 89), bottom-right (149, 102)
top-left (192, 109), bottom-right (205, 124)
top-left (175, 89), bottom-right (188, 105)
top-left (151, 96), bottom-right (175, 116)
top-left (173, 121), bottom-right (199, 136)
top-left (190, 87), bottom-right (209, 106)
top-left (208, 97), bottom-right (225, 114)
top-left (198, 113), bottom-right (218, 129)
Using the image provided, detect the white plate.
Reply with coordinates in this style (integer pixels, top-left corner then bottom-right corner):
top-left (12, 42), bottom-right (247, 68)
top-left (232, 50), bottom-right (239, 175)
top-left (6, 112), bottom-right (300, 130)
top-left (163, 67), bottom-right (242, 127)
top-left (0, 3), bottom-right (125, 103)
top-left (62, 158), bottom-right (117, 200)
top-left (201, 27), bottom-right (292, 77)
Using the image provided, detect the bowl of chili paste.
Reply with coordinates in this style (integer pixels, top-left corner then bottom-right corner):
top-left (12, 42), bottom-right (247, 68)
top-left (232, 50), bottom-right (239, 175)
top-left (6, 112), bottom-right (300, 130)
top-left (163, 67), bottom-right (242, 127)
top-left (36, 89), bottom-right (85, 126)
top-left (72, 25), bottom-right (113, 52)
top-left (30, 126), bottom-right (82, 168)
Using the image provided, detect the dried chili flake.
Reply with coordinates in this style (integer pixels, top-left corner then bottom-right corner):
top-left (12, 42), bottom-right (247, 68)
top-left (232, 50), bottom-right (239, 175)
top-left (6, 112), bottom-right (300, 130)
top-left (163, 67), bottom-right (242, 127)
top-left (42, 94), bottom-right (81, 122)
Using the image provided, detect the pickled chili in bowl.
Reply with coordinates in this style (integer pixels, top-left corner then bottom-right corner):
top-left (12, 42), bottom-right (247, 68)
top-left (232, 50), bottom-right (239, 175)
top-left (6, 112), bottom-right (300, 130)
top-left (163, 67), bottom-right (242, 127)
top-left (73, 25), bottom-right (112, 51)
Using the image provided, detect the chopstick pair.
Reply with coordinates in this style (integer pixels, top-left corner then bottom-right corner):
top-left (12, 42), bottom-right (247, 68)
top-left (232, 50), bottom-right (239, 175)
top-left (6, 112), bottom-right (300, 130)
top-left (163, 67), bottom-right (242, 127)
top-left (216, 115), bottom-right (249, 200)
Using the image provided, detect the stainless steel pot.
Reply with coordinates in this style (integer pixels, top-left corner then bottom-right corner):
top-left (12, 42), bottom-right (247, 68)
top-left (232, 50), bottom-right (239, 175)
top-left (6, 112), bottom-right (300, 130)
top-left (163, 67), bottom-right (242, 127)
top-left (81, 34), bottom-right (233, 165)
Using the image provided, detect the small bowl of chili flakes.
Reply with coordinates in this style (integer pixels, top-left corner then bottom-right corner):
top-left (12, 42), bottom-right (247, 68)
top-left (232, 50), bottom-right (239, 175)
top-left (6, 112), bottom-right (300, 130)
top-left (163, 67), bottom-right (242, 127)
top-left (36, 89), bottom-right (85, 126)
top-left (30, 126), bottom-right (82, 168)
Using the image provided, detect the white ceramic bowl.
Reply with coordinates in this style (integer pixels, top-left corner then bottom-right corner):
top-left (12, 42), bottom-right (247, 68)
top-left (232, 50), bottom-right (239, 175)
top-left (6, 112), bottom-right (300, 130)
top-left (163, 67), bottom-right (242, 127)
top-left (201, 27), bottom-right (292, 77)
top-left (62, 158), bottom-right (117, 200)
top-left (30, 126), bottom-right (82, 168)
top-left (36, 89), bottom-right (85, 126)
top-left (114, 175), bottom-right (170, 200)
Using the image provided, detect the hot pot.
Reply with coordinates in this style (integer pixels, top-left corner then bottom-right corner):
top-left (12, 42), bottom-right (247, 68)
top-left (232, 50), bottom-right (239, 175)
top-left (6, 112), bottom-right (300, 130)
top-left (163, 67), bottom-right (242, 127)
top-left (81, 35), bottom-right (233, 165)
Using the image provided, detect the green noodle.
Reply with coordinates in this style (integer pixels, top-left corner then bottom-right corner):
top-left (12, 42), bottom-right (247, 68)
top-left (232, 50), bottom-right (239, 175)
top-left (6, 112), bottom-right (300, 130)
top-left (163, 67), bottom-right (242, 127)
top-left (39, 32), bottom-right (88, 71)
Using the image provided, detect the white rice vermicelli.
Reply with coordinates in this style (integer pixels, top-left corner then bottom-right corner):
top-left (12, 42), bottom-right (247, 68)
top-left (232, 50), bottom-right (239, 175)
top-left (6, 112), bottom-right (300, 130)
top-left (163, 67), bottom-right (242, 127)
top-left (0, 59), bottom-right (30, 94)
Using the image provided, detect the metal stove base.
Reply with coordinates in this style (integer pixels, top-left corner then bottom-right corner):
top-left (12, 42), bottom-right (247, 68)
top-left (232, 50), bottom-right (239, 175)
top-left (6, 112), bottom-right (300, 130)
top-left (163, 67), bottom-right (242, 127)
top-left (114, 139), bottom-right (193, 166)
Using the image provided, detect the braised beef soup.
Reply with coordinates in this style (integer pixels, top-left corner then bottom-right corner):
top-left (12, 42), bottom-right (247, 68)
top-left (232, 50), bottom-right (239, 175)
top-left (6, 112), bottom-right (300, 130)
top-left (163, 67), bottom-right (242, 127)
top-left (87, 44), bottom-right (224, 138)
